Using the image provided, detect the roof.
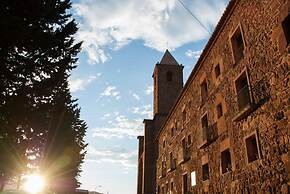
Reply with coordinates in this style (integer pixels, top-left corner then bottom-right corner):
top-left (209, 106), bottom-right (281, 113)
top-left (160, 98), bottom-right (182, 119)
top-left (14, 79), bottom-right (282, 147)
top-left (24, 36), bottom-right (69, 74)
top-left (155, 0), bottom-right (238, 140)
top-left (159, 49), bottom-right (179, 65)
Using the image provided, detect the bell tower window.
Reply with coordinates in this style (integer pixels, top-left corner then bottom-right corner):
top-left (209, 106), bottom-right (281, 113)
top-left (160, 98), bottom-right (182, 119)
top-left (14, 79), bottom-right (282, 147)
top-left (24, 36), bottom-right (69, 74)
top-left (167, 71), bottom-right (173, 81)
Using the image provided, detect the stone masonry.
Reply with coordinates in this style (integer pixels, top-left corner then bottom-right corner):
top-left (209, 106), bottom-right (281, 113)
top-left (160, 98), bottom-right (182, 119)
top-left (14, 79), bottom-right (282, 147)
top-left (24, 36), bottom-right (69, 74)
top-left (137, 0), bottom-right (290, 193)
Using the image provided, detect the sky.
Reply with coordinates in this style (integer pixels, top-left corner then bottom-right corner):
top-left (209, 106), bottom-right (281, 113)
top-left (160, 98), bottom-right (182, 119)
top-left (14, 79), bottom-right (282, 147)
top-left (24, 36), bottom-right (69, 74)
top-left (68, 0), bottom-right (229, 193)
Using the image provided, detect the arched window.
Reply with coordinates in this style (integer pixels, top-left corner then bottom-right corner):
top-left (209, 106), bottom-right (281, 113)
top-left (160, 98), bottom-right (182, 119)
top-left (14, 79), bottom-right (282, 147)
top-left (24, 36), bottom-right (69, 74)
top-left (167, 71), bottom-right (173, 81)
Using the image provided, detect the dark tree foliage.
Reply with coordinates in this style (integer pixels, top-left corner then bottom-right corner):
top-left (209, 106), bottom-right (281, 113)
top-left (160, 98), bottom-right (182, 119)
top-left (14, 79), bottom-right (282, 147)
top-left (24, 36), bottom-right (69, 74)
top-left (0, 0), bottom-right (87, 192)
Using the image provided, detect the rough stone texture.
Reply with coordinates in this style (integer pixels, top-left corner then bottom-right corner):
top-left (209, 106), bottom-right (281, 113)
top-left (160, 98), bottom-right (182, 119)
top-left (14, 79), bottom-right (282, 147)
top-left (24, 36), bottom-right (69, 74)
top-left (137, 0), bottom-right (290, 193)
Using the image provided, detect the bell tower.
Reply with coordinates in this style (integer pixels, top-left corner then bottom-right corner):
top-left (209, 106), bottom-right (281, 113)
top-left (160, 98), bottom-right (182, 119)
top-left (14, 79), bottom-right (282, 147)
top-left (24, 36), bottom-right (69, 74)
top-left (153, 50), bottom-right (184, 116)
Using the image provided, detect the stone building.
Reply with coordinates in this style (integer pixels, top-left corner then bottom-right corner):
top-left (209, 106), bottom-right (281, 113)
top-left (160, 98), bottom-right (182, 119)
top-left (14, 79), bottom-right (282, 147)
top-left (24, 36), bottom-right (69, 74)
top-left (137, 0), bottom-right (290, 193)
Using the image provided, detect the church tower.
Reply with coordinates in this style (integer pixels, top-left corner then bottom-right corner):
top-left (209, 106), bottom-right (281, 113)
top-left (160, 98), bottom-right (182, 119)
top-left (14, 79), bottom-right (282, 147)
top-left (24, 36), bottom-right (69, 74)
top-left (153, 49), bottom-right (184, 116)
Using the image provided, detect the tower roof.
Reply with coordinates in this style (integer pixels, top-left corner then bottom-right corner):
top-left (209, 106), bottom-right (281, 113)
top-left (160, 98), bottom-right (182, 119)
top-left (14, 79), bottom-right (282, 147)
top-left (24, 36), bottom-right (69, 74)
top-left (159, 49), bottom-right (179, 65)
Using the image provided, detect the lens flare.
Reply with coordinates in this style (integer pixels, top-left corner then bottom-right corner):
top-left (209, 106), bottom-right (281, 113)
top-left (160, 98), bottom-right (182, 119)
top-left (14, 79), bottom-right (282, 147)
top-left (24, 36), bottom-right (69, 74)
top-left (23, 174), bottom-right (45, 194)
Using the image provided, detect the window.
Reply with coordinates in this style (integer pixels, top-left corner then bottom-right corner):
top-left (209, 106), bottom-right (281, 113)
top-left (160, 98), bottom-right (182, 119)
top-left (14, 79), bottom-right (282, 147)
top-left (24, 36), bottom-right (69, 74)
top-left (161, 160), bottom-right (166, 177)
top-left (171, 127), bottom-right (174, 137)
top-left (282, 13), bottom-right (290, 46)
top-left (235, 72), bottom-right (251, 111)
top-left (182, 138), bottom-right (189, 161)
top-left (201, 114), bottom-right (209, 142)
top-left (216, 103), bottom-right (223, 119)
top-left (183, 174), bottom-right (188, 194)
top-left (170, 181), bottom-right (174, 192)
top-left (245, 134), bottom-right (259, 163)
top-left (221, 149), bottom-right (232, 174)
top-left (161, 186), bottom-right (165, 194)
top-left (182, 110), bottom-right (187, 125)
top-left (182, 138), bottom-right (186, 150)
top-left (215, 64), bottom-right (221, 78)
top-left (200, 80), bottom-right (208, 102)
top-left (163, 140), bottom-right (166, 148)
top-left (170, 152), bottom-right (176, 170)
top-left (202, 163), bottom-right (209, 181)
top-left (167, 71), bottom-right (173, 81)
top-left (231, 27), bottom-right (245, 63)
top-left (191, 171), bottom-right (196, 186)
top-left (188, 135), bottom-right (192, 145)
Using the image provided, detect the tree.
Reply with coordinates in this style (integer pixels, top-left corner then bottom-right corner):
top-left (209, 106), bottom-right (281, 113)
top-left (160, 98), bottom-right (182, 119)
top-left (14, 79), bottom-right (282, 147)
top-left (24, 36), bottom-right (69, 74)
top-left (0, 0), bottom-right (86, 192)
top-left (40, 80), bottom-right (87, 193)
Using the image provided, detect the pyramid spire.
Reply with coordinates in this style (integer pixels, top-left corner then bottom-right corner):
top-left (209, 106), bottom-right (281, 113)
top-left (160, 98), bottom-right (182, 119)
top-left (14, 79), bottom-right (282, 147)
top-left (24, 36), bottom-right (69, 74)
top-left (159, 49), bottom-right (179, 65)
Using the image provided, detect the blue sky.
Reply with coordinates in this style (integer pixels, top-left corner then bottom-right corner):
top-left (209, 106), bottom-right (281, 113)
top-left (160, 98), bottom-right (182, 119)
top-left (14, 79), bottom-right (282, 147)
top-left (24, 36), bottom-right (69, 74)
top-left (68, 0), bottom-right (229, 193)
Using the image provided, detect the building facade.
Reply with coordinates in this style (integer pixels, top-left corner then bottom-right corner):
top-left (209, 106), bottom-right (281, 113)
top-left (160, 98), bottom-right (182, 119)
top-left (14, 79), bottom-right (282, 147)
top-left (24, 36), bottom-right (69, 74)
top-left (137, 0), bottom-right (290, 194)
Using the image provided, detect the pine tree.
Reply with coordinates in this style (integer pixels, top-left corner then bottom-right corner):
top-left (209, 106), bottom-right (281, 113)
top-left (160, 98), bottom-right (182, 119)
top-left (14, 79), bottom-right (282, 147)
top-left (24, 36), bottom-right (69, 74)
top-left (0, 0), bottom-right (86, 192)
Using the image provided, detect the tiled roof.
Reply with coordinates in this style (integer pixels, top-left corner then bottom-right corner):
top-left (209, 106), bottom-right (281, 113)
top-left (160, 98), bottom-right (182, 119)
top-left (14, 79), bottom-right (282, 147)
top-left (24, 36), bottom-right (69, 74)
top-left (159, 49), bottom-right (179, 65)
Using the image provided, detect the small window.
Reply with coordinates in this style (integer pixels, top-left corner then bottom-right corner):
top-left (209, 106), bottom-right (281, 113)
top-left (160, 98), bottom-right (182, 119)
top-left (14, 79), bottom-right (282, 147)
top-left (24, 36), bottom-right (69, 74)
top-left (282, 13), bottom-right (290, 46)
top-left (162, 186), bottom-right (165, 194)
top-left (201, 80), bottom-right (208, 102)
top-left (183, 174), bottom-right (188, 194)
top-left (202, 163), bottom-right (209, 181)
top-left (188, 135), bottom-right (192, 145)
top-left (221, 149), bottom-right (232, 174)
top-left (182, 138), bottom-right (186, 150)
top-left (170, 181), bottom-right (174, 191)
top-left (201, 114), bottom-right (209, 141)
top-left (245, 134), bottom-right (259, 163)
top-left (216, 103), bottom-right (223, 119)
top-left (235, 72), bottom-right (251, 111)
top-left (167, 71), bottom-right (173, 81)
top-left (182, 110), bottom-right (187, 124)
top-left (215, 64), bottom-right (221, 78)
top-left (231, 27), bottom-right (245, 63)
top-left (163, 140), bottom-right (166, 148)
top-left (191, 171), bottom-right (196, 186)
top-left (171, 127), bottom-right (174, 137)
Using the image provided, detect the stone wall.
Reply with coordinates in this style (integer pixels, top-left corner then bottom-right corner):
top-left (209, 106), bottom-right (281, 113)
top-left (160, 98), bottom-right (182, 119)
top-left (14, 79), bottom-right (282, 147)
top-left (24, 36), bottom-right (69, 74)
top-left (155, 0), bottom-right (289, 193)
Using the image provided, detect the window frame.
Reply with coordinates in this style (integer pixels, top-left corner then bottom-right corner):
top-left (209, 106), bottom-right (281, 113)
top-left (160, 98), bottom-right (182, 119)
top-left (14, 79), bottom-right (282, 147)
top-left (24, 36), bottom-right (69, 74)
top-left (214, 63), bottom-right (221, 79)
top-left (216, 103), bottom-right (223, 119)
top-left (244, 131), bottom-right (261, 164)
top-left (202, 163), bottom-right (210, 181)
top-left (229, 24), bottom-right (246, 64)
top-left (221, 148), bottom-right (232, 174)
top-left (282, 13), bottom-right (290, 47)
top-left (233, 68), bottom-right (253, 112)
top-left (200, 79), bottom-right (208, 103)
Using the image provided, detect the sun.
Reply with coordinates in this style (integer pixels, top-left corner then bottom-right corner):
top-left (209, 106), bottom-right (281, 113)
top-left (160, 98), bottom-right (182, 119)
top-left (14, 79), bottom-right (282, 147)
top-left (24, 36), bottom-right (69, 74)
top-left (23, 174), bottom-right (46, 194)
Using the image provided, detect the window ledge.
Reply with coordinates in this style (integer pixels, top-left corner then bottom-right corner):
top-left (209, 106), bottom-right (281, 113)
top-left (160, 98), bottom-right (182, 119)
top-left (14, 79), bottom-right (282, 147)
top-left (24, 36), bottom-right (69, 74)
top-left (233, 103), bottom-right (255, 121)
top-left (167, 167), bottom-right (176, 173)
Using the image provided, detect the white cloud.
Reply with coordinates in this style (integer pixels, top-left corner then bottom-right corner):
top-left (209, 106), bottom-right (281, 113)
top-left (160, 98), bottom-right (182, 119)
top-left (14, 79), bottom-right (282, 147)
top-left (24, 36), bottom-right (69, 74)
top-left (73, 0), bottom-right (228, 64)
top-left (86, 146), bottom-right (137, 169)
top-left (100, 85), bottom-right (121, 100)
top-left (145, 85), bottom-right (153, 95)
top-left (92, 115), bottom-right (143, 139)
top-left (185, 49), bottom-right (202, 59)
top-left (132, 93), bottom-right (140, 101)
top-left (69, 75), bottom-right (99, 93)
top-left (131, 104), bottom-right (153, 118)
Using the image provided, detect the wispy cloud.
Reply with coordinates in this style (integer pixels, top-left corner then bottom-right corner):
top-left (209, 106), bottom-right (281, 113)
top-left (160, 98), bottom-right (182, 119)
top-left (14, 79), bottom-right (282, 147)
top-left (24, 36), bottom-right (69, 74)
top-left (132, 93), bottom-right (140, 101)
top-left (131, 104), bottom-right (153, 118)
top-left (145, 85), bottom-right (153, 95)
top-left (73, 0), bottom-right (228, 64)
top-left (92, 115), bottom-right (143, 139)
top-left (100, 85), bottom-right (121, 100)
top-left (86, 146), bottom-right (137, 169)
top-left (69, 75), bottom-right (100, 93)
top-left (185, 49), bottom-right (202, 59)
